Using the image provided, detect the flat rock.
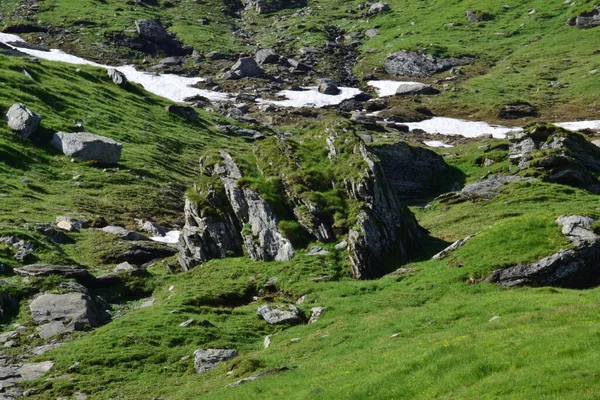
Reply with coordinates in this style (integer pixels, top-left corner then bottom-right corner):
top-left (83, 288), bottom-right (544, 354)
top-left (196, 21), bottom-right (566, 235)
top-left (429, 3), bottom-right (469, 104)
top-left (193, 349), bottom-right (237, 374)
top-left (383, 51), bottom-right (472, 77)
top-left (51, 132), bottom-right (122, 165)
top-left (255, 49), bottom-right (280, 65)
top-left (395, 83), bottom-right (438, 95)
top-left (231, 57), bottom-right (263, 78)
top-left (5, 103), bottom-right (42, 138)
top-left (38, 321), bottom-right (71, 339)
top-left (102, 226), bottom-right (148, 241)
top-left (14, 265), bottom-right (95, 286)
top-left (30, 293), bottom-right (97, 327)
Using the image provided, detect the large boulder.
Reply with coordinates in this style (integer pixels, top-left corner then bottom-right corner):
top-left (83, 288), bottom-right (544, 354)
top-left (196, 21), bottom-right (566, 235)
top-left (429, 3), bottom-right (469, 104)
top-left (51, 132), bottom-right (122, 164)
top-left (30, 293), bottom-right (98, 328)
top-left (231, 57), bottom-right (264, 78)
top-left (135, 19), bottom-right (170, 43)
top-left (193, 349), bottom-right (237, 374)
top-left (371, 141), bottom-right (448, 200)
top-left (365, 2), bottom-right (391, 16)
top-left (5, 103), bottom-right (42, 138)
top-left (383, 51), bottom-right (472, 77)
top-left (318, 80), bottom-right (340, 95)
top-left (568, 9), bottom-right (600, 29)
top-left (255, 48), bottom-right (280, 65)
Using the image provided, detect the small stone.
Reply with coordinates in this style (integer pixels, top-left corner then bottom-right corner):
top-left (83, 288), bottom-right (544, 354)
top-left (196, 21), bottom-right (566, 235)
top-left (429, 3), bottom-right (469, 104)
top-left (179, 319), bottom-right (194, 328)
top-left (290, 338), bottom-right (301, 343)
top-left (264, 334), bottom-right (272, 348)
top-left (489, 316), bottom-right (500, 322)
top-left (390, 333), bottom-right (401, 338)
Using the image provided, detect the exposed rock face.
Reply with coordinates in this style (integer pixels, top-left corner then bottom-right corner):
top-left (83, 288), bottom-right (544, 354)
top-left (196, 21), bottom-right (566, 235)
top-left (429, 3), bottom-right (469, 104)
top-left (14, 265), bottom-right (95, 286)
top-left (107, 68), bottom-right (127, 86)
top-left (30, 293), bottom-right (98, 328)
top-left (327, 135), bottom-right (423, 279)
top-left (194, 349), bottom-right (237, 374)
top-left (508, 124), bottom-right (600, 190)
top-left (5, 103), bottom-right (42, 138)
top-left (371, 141), bottom-right (448, 200)
top-left (0, 359), bottom-right (54, 388)
top-left (178, 151), bottom-right (294, 270)
top-left (395, 83), bottom-right (438, 95)
top-left (308, 307), bottom-right (325, 323)
top-left (51, 132), bottom-right (122, 165)
top-left (459, 175), bottom-right (536, 201)
top-left (485, 216), bottom-right (600, 288)
top-left (383, 51), bottom-right (472, 77)
top-left (257, 304), bottom-right (303, 325)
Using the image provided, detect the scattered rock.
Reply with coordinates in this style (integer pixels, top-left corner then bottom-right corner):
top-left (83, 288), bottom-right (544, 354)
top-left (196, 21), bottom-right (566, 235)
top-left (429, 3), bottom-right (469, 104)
top-left (179, 319), bottom-right (194, 328)
top-left (395, 83), bottom-right (438, 95)
top-left (14, 265), bottom-right (95, 286)
top-left (5, 103), bottom-right (42, 138)
top-left (51, 132), bottom-right (122, 165)
top-left (498, 102), bottom-right (538, 119)
top-left (432, 234), bottom-right (478, 260)
top-left (107, 68), bottom-right (127, 86)
top-left (102, 226), bottom-right (148, 241)
top-left (135, 19), bottom-right (169, 44)
top-left (38, 321), bottom-right (72, 339)
top-left (334, 240), bottom-right (348, 250)
top-left (165, 105), bottom-right (198, 122)
top-left (55, 216), bottom-right (88, 231)
top-left (308, 307), bottom-right (325, 323)
top-left (255, 49), bottom-right (280, 65)
top-left (569, 9), bottom-right (600, 29)
top-left (136, 220), bottom-right (167, 237)
top-left (231, 58), bottom-right (264, 78)
top-left (383, 51), bottom-right (472, 77)
top-left (365, 2), bottom-right (391, 16)
top-left (318, 80), bottom-right (340, 95)
top-left (193, 349), bottom-right (237, 374)
top-left (257, 304), bottom-right (303, 325)
top-left (227, 367), bottom-right (288, 387)
top-left (101, 241), bottom-right (178, 265)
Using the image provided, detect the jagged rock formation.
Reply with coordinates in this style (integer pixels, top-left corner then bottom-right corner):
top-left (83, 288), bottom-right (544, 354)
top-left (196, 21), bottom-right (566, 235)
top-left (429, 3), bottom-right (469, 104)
top-left (485, 216), bottom-right (600, 288)
top-left (509, 124), bottom-right (600, 190)
top-left (371, 141), bottom-right (448, 200)
top-left (178, 151), bottom-right (294, 270)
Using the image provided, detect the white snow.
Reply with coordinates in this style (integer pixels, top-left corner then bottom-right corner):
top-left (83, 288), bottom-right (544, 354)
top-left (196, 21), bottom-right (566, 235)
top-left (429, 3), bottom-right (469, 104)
top-left (260, 86), bottom-right (363, 108)
top-left (0, 32), bottom-right (24, 43)
top-left (150, 230), bottom-right (181, 244)
top-left (404, 117), bottom-right (522, 139)
top-left (367, 80), bottom-right (424, 97)
top-left (555, 120), bottom-right (600, 132)
top-left (423, 140), bottom-right (454, 148)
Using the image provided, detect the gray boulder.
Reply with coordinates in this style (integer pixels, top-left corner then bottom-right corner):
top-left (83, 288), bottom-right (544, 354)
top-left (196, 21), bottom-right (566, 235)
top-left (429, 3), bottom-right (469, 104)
top-left (257, 304), bottom-right (303, 325)
top-left (570, 9), bottom-right (600, 29)
top-left (136, 220), bottom-right (167, 236)
top-left (498, 102), bottom-right (538, 119)
top-left (460, 175), bottom-right (536, 201)
top-left (255, 49), bottom-right (280, 65)
top-left (56, 216), bottom-right (88, 231)
top-left (0, 359), bottom-right (54, 387)
top-left (366, 2), bottom-right (390, 16)
top-left (38, 321), bottom-right (73, 339)
top-left (308, 307), bottom-right (325, 324)
top-left (318, 81), bottom-right (340, 95)
top-left (371, 141), bottom-right (448, 200)
top-left (100, 241), bottom-right (178, 265)
top-left (383, 51), bottom-right (472, 77)
top-left (30, 293), bottom-right (97, 327)
top-left (51, 132), bottom-right (122, 165)
top-left (231, 57), bottom-right (264, 78)
top-left (5, 103), bottom-right (42, 138)
top-left (107, 68), bottom-right (127, 86)
top-left (193, 349), bottom-right (237, 374)
top-left (395, 83), bottom-right (438, 95)
top-left (135, 19), bottom-right (169, 43)
top-left (102, 226), bottom-right (148, 241)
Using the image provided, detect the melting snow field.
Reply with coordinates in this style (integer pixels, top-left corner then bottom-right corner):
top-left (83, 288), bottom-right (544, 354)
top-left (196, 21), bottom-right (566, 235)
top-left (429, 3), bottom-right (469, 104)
top-left (2, 33), bottom-right (600, 136)
top-left (150, 230), bottom-right (181, 244)
top-left (367, 80), bottom-right (424, 97)
top-left (423, 140), bottom-right (454, 148)
top-left (261, 86), bottom-right (363, 108)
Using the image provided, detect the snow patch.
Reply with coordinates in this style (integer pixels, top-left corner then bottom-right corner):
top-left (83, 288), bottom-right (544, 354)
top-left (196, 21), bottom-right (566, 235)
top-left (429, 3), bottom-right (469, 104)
top-left (150, 230), bottom-right (181, 244)
top-left (423, 140), bottom-right (454, 148)
top-left (0, 33), bottom-right (24, 43)
top-left (261, 86), bottom-right (363, 108)
top-left (404, 117), bottom-right (522, 139)
top-left (555, 120), bottom-right (600, 132)
top-left (368, 80), bottom-right (424, 97)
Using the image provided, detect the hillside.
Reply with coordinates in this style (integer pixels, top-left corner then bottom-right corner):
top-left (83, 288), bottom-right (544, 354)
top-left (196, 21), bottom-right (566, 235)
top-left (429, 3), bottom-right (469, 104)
top-left (0, 1), bottom-right (600, 399)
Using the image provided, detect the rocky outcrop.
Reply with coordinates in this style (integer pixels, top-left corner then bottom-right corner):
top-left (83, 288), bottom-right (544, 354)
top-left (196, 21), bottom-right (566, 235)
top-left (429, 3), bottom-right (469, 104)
top-left (194, 349), bottom-right (237, 374)
top-left (178, 151), bottom-right (294, 270)
top-left (5, 103), bottom-right (42, 138)
top-left (229, 57), bottom-right (264, 79)
top-left (508, 124), bottom-right (600, 190)
top-left (107, 68), bottom-right (126, 86)
top-left (485, 216), bottom-right (600, 288)
top-left (51, 132), bottom-right (122, 165)
top-left (567, 9), bottom-right (600, 29)
top-left (371, 141), bottom-right (448, 200)
top-left (327, 135), bottom-right (424, 279)
top-left (383, 51), bottom-right (472, 77)
top-left (14, 265), bottom-right (96, 286)
top-left (102, 241), bottom-right (178, 265)
top-left (365, 2), bottom-right (391, 17)
top-left (257, 304), bottom-right (303, 325)
top-left (0, 359), bottom-right (54, 390)
top-left (459, 175), bottom-right (536, 201)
